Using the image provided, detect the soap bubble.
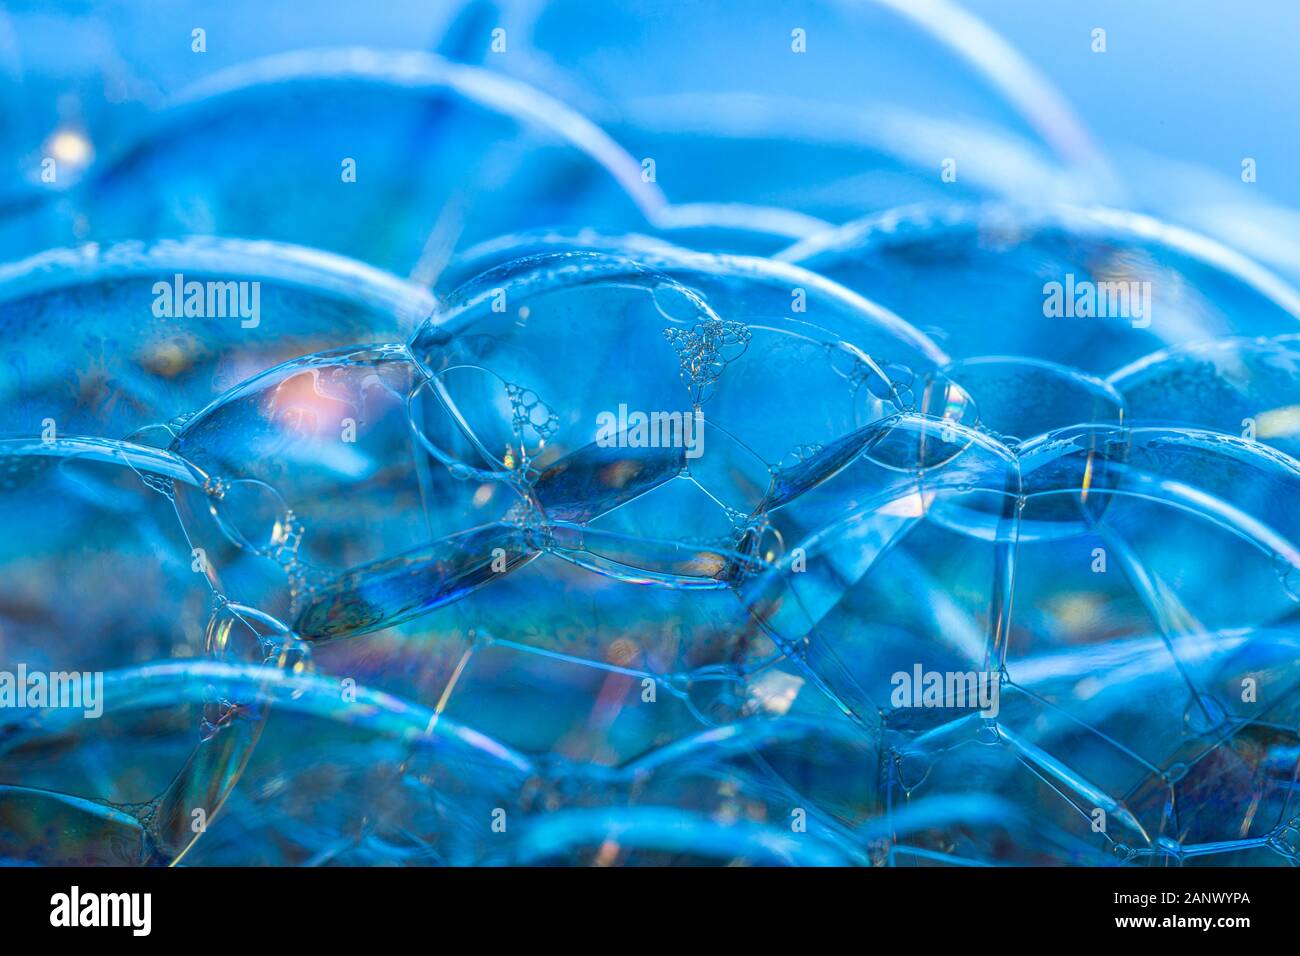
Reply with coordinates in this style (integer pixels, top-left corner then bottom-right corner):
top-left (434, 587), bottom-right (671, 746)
top-left (0, 438), bottom-right (290, 864)
top-left (780, 203), bottom-right (1300, 374)
top-left (0, 237), bottom-right (432, 439)
top-left (488, 0), bottom-right (1109, 222)
top-left (4, 5), bottom-right (1300, 869)
top-left (22, 49), bottom-right (664, 276)
top-left (1110, 334), bottom-right (1300, 459)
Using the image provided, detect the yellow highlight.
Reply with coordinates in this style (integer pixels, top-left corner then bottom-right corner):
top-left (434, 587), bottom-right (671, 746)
top-left (46, 129), bottom-right (94, 168)
top-left (1256, 405), bottom-right (1300, 439)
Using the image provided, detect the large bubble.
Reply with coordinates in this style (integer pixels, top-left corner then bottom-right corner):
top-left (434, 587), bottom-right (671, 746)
top-left (4, 5), bottom-right (1300, 870)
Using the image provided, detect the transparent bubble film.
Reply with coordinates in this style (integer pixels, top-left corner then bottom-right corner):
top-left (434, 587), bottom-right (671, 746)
top-left (1, 2), bottom-right (1299, 870)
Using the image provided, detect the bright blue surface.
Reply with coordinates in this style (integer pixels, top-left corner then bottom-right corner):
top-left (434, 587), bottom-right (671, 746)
top-left (1, 1), bottom-right (1299, 867)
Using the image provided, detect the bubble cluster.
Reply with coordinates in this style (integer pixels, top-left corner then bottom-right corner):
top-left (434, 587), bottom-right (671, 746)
top-left (2, 6), bottom-right (1299, 868)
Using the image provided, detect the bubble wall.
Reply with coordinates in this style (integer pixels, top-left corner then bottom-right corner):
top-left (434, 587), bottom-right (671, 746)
top-left (2, 1), bottom-right (1299, 868)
